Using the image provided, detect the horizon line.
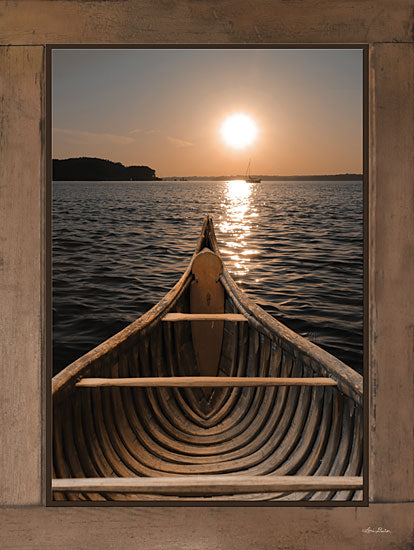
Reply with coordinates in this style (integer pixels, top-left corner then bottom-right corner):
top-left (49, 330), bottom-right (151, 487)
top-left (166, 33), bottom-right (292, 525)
top-left (52, 157), bottom-right (362, 179)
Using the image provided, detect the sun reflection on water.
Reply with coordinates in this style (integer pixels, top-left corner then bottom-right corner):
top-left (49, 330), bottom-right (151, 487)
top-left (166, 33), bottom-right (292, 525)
top-left (218, 180), bottom-right (259, 277)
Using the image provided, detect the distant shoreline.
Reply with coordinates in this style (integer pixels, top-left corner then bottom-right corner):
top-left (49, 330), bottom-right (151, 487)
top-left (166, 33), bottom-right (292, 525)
top-left (53, 175), bottom-right (363, 183)
top-left (162, 174), bottom-right (363, 182)
top-left (53, 157), bottom-right (161, 181)
top-left (53, 158), bottom-right (361, 182)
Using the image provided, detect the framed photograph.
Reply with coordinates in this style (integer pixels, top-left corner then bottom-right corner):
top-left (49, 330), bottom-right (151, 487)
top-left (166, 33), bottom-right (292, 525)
top-left (50, 46), bottom-right (366, 505)
top-left (1, 2), bottom-right (412, 547)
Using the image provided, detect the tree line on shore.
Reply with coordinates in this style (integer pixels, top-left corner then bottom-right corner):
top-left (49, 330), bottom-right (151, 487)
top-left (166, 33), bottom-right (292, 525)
top-left (53, 157), bottom-right (362, 182)
top-left (53, 157), bottom-right (160, 181)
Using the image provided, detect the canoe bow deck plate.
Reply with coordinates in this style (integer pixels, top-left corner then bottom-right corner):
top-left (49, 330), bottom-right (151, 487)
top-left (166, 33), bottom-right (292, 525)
top-left (52, 216), bottom-right (363, 502)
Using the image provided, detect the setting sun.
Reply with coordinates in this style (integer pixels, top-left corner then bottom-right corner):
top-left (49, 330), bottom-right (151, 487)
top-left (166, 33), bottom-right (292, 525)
top-left (220, 113), bottom-right (258, 149)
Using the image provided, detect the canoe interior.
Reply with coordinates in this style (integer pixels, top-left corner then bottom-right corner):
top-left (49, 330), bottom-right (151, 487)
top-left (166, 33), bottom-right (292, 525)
top-left (52, 216), bottom-right (363, 502)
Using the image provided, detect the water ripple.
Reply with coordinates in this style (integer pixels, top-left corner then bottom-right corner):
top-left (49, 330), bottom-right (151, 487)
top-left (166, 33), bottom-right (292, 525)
top-left (53, 180), bottom-right (363, 375)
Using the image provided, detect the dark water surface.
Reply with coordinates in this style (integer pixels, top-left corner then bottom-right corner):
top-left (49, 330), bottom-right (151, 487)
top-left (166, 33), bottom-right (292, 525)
top-left (53, 180), bottom-right (363, 375)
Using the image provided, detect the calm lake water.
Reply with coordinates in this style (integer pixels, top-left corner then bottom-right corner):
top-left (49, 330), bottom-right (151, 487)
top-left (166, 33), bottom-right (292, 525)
top-left (52, 180), bottom-right (363, 375)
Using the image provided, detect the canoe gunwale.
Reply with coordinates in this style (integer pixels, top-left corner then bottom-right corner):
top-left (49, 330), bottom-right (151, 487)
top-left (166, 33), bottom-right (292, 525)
top-left (53, 215), bottom-right (362, 408)
top-left (219, 271), bottom-right (362, 406)
top-left (52, 274), bottom-right (193, 401)
top-left (204, 216), bottom-right (363, 407)
top-left (52, 217), bottom-right (212, 401)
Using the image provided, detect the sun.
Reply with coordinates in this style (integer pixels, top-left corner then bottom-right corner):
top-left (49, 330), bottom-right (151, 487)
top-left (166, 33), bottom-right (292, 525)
top-left (220, 113), bottom-right (258, 149)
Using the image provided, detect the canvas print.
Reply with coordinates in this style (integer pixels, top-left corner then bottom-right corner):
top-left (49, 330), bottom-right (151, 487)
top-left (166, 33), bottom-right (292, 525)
top-left (51, 48), bottom-right (364, 503)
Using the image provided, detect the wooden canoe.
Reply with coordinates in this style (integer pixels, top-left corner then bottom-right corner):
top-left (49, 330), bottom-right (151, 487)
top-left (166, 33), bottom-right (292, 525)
top-left (52, 215), bottom-right (363, 502)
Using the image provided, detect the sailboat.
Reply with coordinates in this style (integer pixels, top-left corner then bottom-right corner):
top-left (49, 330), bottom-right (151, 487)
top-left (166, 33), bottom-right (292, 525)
top-left (245, 159), bottom-right (261, 183)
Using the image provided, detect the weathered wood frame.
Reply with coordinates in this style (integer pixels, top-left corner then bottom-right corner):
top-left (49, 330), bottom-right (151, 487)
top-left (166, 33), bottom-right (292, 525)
top-left (0, 1), bottom-right (413, 547)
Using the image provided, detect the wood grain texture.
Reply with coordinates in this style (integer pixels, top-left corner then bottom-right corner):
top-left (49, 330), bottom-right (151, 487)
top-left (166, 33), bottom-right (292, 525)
top-left (0, 46), bottom-right (44, 505)
top-left (75, 376), bottom-right (338, 387)
top-left (163, 313), bottom-right (246, 321)
top-left (190, 248), bottom-right (225, 377)
top-left (369, 43), bottom-right (414, 503)
top-left (0, 0), bottom-right (413, 45)
top-left (1, 504), bottom-right (413, 549)
top-left (52, 476), bottom-right (363, 493)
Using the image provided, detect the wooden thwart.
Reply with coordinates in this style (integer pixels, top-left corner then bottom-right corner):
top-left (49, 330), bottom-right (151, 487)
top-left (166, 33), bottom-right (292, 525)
top-left (53, 475), bottom-right (363, 494)
top-left (163, 313), bottom-right (246, 321)
top-left (76, 376), bottom-right (338, 388)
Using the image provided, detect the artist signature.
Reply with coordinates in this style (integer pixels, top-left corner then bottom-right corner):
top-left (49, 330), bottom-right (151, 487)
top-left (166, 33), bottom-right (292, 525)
top-left (362, 527), bottom-right (391, 534)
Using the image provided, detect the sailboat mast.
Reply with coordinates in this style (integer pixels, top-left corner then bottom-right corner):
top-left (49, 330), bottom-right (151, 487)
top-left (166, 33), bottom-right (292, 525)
top-left (246, 158), bottom-right (251, 179)
top-left (244, 159), bottom-right (261, 183)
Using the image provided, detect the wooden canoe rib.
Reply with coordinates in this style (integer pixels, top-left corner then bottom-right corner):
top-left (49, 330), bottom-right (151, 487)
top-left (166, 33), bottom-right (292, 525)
top-left (52, 215), bottom-right (363, 502)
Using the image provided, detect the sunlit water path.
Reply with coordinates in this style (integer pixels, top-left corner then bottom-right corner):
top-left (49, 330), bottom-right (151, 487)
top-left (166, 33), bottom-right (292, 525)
top-left (53, 180), bottom-right (363, 375)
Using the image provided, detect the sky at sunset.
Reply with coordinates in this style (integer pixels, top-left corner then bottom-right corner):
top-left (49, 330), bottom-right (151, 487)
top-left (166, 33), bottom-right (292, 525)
top-left (52, 48), bottom-right (363, 177)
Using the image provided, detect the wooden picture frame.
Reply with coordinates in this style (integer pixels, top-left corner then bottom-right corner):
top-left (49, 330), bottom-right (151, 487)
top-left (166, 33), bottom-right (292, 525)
top-left (0, 1), bottom-right (412, 547)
